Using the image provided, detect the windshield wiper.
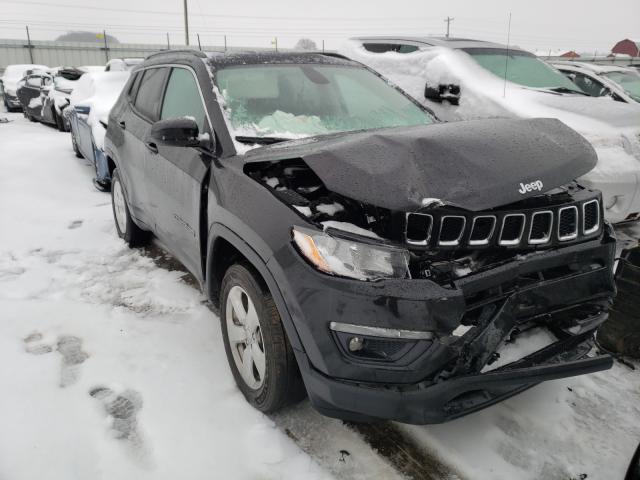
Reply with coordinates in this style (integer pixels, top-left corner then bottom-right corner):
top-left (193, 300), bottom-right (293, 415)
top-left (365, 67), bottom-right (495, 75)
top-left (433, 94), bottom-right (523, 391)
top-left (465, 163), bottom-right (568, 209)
top-left (235, 135), bottom-right (290, 145)
top-left (546, 86), bottom-right (589, 96)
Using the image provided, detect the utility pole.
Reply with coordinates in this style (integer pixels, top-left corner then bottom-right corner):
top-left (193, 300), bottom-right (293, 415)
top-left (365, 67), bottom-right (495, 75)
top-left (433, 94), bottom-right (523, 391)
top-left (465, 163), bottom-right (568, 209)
top-left (224, 35), bottom-right (227, 51)
top-left (197, 33), bottom-right (202, 51)
top-left (166, 33), bottom-right (170, 50)
top-left (103, 30), bottom-right (109, 62)
top-left (25, 26), bottom-right (34, 63)
top-left (183, 0), bottom-right (189, 46)
top-left (444, 16), bottom-right (454, 38)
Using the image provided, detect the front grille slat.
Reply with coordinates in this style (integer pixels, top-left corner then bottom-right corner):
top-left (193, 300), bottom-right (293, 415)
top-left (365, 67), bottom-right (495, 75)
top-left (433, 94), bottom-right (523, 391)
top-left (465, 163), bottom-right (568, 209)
top-left (499, 214), bottom-right (526, 246)
top-left (404, 198), bottom-right (601, 250)
top-left (438, 216), bottom-right (466, 246)
top-left (558, 206), bottom-right (579, 241)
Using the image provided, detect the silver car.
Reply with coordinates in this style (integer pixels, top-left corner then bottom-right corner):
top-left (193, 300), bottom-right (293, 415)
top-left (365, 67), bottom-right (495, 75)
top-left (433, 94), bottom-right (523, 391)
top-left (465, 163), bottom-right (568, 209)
top-left (553, 61), bottom-right (640, 104)
top-left (342, 37), bottom-right (640, 225)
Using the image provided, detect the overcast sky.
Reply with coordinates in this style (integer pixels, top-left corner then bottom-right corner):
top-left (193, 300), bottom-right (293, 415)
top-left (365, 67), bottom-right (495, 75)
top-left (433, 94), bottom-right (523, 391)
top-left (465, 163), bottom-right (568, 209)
top-left (1, 0), bottom-right (638, 53)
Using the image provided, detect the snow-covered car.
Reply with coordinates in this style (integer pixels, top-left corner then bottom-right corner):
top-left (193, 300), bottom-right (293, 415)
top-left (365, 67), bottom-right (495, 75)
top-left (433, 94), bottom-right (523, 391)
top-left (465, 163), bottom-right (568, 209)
top-left (104, 50), bottom-right (616, 425)
top-left (553, 61), bottom-right (640, 104)
top-left (1, 63), bottom-right (48, 111)
top-left (105, 58), bottom-right (143, 72)
top-left (342, 37), bottom-right (640, 225)
top-left (17, 67), bottom-right (87, 131)
top-left (68, 71), bottom-right (130, 191)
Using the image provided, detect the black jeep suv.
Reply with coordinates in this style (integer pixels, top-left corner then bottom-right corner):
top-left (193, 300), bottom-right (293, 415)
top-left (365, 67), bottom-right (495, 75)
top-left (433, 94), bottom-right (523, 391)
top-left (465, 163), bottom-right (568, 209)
top-left (104, 49), bottom-right (616, 424)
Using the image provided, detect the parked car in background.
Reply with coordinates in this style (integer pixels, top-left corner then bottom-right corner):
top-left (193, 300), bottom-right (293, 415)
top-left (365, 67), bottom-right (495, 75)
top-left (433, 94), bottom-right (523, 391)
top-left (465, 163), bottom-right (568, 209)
top-left (1, 63), bottom-right (48, 111)
top-left (342, 37), bottom-right (640, 225)
top-left (18, 66), bottom-right (88, 131)
top-left (69, 71), bottom-right (130, 191)
top-left (553, 62), bottom-right (640, 104)
top-left (105, 50), bottom-right (615, 425)
top-left (105, 58), bottom-right (143, 72)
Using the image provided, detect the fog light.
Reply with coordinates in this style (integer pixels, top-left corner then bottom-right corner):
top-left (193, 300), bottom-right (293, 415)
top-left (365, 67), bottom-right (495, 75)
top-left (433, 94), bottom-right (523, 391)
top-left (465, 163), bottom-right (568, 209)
top-left (348, 337), bottom-right (364, 352)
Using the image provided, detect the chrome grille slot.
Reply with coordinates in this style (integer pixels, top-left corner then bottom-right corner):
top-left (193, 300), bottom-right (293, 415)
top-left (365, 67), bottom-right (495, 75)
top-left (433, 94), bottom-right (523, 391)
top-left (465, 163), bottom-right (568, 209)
top-left (469, 216), bottom-right (496, 246)
top-left (528, 211), bottom-right (553, 244)
top-left (438, 216), bottom-right (466, 246)
top-left (405, 212), bottom-right (433, 246)
top-left (583, 200), bottom-right (600, 235)
top-left (499, 214), bottom-right (526, 246)
top-left (558, 206), bottom-right (579, 241)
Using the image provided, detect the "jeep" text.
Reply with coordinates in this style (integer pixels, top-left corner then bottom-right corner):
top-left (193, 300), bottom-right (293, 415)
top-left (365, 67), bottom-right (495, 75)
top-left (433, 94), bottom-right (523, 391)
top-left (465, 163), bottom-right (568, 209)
top-left (518, 180), bottom-right (544, 194)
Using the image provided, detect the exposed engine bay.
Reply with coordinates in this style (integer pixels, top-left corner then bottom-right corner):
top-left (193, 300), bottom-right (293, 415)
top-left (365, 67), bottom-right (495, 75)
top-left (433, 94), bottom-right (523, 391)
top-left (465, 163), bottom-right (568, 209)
top-left (245, 158), bottom-right (605, 286)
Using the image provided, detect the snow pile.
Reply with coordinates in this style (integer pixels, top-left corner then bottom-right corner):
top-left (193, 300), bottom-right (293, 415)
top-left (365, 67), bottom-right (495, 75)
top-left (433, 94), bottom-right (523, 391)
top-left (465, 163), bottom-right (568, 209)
top-left (70, 71), bottom-right (130, 149)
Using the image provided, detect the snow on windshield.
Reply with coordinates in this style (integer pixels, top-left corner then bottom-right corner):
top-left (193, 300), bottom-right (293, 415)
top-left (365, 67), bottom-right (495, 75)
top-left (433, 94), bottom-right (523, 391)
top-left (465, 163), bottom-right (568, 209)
top-left (213, 63), bottom-right (433, 149)
top-left (70, 71), bottom-right (130, 150)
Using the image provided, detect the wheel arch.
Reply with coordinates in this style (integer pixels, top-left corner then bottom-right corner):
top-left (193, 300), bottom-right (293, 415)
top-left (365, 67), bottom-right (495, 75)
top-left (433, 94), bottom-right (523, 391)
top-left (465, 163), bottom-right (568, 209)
top-left (206, 224), bottom-right (304, 352)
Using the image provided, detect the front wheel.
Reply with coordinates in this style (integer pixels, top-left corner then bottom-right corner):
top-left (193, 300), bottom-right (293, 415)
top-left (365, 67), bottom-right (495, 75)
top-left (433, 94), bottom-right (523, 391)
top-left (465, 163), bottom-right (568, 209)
top-left (111, 168), bottom-right (149, 247)
top-left (220, 263), bottom-right (305, 413)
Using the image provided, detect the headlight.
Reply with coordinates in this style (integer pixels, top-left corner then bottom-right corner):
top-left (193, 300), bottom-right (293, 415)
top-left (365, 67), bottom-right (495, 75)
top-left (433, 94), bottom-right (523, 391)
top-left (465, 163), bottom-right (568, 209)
top-left (292, 226), bottom-right (410, 280)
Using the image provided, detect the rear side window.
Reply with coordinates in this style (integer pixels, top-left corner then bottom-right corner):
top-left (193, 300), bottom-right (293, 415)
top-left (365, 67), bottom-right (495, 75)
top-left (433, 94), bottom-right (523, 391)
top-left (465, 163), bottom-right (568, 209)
top-left (134, 67), bottom-right (168, 121)
top-left (161, 67), bottom-right (207, 132)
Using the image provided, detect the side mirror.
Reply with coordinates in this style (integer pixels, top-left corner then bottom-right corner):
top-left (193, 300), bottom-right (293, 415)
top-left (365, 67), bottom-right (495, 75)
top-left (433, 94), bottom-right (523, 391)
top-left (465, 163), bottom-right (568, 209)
top-left (424, 83), bottom-right (461, 106)
top-left (150, 117), bottom-right (204, 148)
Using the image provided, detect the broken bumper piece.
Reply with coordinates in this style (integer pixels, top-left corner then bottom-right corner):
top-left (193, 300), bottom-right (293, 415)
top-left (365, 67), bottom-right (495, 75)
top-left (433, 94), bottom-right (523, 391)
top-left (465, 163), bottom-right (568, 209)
top-left (296, 343), bottom-right (612, 424)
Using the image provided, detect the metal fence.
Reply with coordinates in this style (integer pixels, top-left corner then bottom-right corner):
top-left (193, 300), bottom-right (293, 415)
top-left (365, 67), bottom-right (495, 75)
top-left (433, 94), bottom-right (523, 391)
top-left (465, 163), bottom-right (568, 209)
top-left (1, 37), bottom-right (638, 73)
top-left (0, 38), bottom-right (277, 71)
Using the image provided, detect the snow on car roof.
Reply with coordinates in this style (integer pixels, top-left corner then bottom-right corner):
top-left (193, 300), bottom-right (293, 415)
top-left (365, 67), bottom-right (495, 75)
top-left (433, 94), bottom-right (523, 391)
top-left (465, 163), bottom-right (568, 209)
top-left (204, 51), bottom-right (359, 70)
top-left (351, 36), bottom-right (513, 51)
top-left (552, 61), bottom-right (633, 74)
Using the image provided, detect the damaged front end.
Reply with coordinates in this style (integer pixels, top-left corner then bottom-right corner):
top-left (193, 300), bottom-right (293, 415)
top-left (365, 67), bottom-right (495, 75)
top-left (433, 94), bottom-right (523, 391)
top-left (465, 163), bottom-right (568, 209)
top-left (244, 120), bottom-right (616, 424)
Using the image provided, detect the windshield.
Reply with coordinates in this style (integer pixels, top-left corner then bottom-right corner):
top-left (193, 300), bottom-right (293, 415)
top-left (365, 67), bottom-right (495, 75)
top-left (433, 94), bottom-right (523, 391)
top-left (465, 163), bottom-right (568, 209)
top-left (464, 48), bottom-right (584, 92)
top-left (215, 64), bottom-right (434, 139)
top-left (603, 70), bottom-right (640, 102)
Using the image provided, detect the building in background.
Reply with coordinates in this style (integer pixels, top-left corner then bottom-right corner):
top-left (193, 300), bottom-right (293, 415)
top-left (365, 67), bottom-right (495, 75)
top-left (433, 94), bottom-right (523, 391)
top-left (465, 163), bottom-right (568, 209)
top-left (611, 38), bottom-right (640, 57)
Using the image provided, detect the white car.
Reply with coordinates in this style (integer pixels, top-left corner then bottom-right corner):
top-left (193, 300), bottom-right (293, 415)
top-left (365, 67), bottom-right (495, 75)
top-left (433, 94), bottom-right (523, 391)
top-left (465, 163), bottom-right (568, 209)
top-left (1, 63), bottom-right (48, 111)
top-left (552, 61), bottom-right (640, 105)
top-left (342, 37), bottom-right (640, 225)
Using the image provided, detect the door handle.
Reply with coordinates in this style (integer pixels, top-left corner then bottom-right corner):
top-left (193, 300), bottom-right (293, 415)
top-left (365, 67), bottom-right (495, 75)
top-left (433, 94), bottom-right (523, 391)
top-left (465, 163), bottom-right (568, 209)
top-left (145, 141), bottom-right (158, 154)
top-left (118, 120), bottom-right (126, 129)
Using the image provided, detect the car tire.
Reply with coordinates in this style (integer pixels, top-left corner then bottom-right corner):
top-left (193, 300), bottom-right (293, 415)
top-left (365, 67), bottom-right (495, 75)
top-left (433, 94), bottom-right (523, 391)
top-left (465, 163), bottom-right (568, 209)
top-left (111, 168), bottom-right (149, 247)
top-left (55, 110), bottom-right (65, 132)
top-left (71, 130), bottom-right (83, 158)
top-left (220, 263), bottom-right (305, 413)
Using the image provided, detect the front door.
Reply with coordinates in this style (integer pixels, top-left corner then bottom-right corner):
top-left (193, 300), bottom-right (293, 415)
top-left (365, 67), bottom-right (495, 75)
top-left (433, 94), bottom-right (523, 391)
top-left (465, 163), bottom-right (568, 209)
top-left (145, 66), bottom-right (212, 280)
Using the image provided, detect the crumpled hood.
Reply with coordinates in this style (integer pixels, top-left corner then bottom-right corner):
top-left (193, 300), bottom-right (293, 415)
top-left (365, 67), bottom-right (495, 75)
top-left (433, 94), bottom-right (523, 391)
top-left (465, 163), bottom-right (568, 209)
top-left (244, 118), bottom-right (597, 212)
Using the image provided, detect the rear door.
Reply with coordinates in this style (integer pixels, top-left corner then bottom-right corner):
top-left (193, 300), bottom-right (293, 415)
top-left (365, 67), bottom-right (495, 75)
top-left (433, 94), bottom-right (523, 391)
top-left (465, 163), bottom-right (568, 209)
top-left (119, 67), bottom-right (169, 226)
top-left (147, 66), bottom-right (212, 279)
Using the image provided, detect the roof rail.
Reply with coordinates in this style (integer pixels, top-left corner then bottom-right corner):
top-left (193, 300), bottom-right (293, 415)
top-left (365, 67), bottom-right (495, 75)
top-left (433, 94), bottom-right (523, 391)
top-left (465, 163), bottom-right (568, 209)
top-left (145, 49), bottom-right (207, 60)
top-left (316, 52), bottom-right (351, 61)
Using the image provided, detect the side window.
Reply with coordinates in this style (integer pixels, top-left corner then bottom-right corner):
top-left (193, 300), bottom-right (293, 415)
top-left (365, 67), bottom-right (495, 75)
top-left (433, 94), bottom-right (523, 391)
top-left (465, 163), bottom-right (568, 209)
top-left (363, 43), bottom-right (419, 54)
top-left (160, 68), bottom-right (207, 132)
top-left (134, 67), bottom-right (169, 121)
top-left (571, 72), bottom-right (609, 97)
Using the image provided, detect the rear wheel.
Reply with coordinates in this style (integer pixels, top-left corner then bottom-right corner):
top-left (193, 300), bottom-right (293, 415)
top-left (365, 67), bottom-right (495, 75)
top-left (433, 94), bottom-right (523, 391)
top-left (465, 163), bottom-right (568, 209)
top-left (220, 263), bottom-right (305, 413)
top-left (111, 168), bottom-right (149, 247)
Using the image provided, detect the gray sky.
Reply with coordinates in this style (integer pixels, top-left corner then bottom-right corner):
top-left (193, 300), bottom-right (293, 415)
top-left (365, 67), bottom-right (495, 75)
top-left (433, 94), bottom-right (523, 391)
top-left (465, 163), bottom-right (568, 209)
top-left (1, 0), bottom-right (639, 53)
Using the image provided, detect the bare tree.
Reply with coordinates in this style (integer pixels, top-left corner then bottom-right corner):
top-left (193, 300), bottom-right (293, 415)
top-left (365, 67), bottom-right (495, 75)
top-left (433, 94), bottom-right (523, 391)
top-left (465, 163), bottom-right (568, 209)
top-left (295, 38), bottom-right (318, 50)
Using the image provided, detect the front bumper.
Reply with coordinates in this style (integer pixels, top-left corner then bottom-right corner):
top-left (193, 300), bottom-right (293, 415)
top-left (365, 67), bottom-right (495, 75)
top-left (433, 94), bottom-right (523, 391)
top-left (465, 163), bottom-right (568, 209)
top-left (270, 226), bottom-right (616, 424)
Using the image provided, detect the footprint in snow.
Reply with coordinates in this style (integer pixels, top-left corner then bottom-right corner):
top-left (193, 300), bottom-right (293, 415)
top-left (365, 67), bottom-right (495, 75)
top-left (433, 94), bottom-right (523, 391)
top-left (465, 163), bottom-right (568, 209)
top-left (90, 386), bottom-right (153, 466)
top-left (23, 332), bottom-right (89, 387)
top-left (68, 220), bottom-right (83, 229)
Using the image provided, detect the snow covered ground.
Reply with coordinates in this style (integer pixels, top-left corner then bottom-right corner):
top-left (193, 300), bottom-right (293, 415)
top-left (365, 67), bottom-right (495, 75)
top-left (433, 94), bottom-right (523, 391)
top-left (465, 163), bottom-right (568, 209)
top-left (0, 107), bottom-right (639, 480)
